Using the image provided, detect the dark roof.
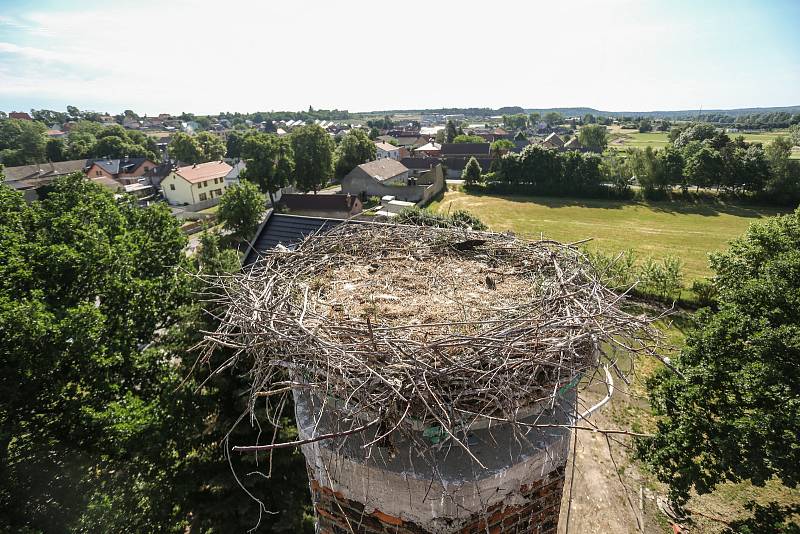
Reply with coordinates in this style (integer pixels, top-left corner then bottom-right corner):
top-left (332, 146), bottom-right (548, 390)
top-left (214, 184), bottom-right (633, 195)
top-left (243, 211), bottom-right (347, 265)
top-left (444, 157), bottom-right (493, 171)
top-left (281, 193), bottom-right (358, 212)
top-left (400, 157), bottom-right (441, 170)
top-left (87, 157), bottom-right (153, 175)
top-left (2, 159), bottom-right (89, 182)
top-left (440, 143), bottom-right (491, 157)
top-left (511, 140), bottom-right (531, 153)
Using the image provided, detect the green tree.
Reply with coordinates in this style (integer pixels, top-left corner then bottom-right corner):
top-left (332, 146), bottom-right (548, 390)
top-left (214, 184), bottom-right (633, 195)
top-left (452, 134), bottom-right (485, 144)
top-left (462, 156), bottom-right (483, 186)
top-left (0, 119), bottom-right (47, 164)
top-left (578, 124), bottom-right (608, 153)
top-left (241, 133), bottom-right (293, 206)
top-left (217, 180), bottom-right (267, 240)
top-left (225, 129), bottom-right (251, 159)
top-left (45, 138), bottom-right (66, 161)
top-left (334, 128), bottom-right (376, 179)
top-left (196, 131), bottom-right (226, 161)
top-left (291, 124), bottom-right (333, 193)
top-left (168, 132), bottom-right (204, 164)
top-left (685, 145), bottom-right (724, 191)
top-left (658, 145), bottom-right (684, 191)
top-left (0, 174), bottom-right (313, 533)
top-left (445, 120), bottom-right (458, 143)
top-left (639, 208), bottom-right (800, 519)
top-left (0, 174), bottom-right (189, 531)
top-left (544, 112), bottom-right (564, 127)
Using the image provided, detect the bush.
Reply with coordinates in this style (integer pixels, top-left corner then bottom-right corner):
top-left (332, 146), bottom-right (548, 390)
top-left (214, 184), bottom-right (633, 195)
top-left (691, 278), bottom-right (718, 307)
top-left (394, 206), bottom-right (487, 231)
top-left (638, 255), bottom-right (683, 301)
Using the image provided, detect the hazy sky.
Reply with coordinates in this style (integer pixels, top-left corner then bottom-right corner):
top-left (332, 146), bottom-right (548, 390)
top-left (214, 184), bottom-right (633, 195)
top-left (1, 0), bottom-right (798, 115)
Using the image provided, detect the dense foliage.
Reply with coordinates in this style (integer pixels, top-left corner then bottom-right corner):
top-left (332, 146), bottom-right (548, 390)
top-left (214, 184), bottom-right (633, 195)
top-left (639, 208), bottom-right (800, 511)
top-left (488, 144), bottom-right (604, 196)
top-left (626, 126), bottom-right (799, 202)
top-left (0, 174), bottom-right (311, 532)
top-left (333, 128), bottom-right (376, 179)
top-left (393, 206), bottom-right (488, 231)
top-left (217, 180), bottom-right (267, 240)
top-left (290, 124), bottom-right (334, 193)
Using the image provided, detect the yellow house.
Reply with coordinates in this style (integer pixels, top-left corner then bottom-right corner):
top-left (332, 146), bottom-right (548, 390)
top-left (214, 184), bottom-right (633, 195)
top-left (160, 161), bottom-right (233, 206)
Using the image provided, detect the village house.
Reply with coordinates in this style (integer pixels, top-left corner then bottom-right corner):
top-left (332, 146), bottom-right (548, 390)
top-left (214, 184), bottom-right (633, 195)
top-left (413, 141), bottom-right (441, 157)
top-left (3, 159), bottom-right (91, 201)
top-left (541, 132), bottom-right (565, 150)
top-left (8, 111), bottom-right (32, 120)
top-left (280, 193), bottom-right (362, 219)
top-left (342, 159), bottom-right (445, 203)
top-left (563, 137), bottom-right (583, 151)
top-left (440, 142), bottom-right (492, 178)
top-left (375, 141), bottom-right (400, 160)
top-left (160, 161), bottom-right (232, 206)
top-left (84, 157), bottom-right (158, 185)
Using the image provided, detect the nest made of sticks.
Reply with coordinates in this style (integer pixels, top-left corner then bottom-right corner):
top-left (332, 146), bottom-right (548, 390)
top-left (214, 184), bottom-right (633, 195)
top-left (200, 222), bottom-right (661, 456)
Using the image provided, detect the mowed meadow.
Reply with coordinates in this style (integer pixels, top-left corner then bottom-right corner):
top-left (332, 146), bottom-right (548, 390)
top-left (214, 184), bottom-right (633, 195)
top-left (431, 190), bottom-right (789, 280)
top-left (608, 127), bottom-right (800, 158)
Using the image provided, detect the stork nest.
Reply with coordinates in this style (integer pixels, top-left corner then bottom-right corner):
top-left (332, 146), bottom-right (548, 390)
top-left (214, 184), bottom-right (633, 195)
top-left (199, 222), bottom-right (660, 453)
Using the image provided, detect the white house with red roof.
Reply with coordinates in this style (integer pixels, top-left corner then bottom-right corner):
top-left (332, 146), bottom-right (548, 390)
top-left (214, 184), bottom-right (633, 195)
top-left (160, 160), bottom-right (232, 206)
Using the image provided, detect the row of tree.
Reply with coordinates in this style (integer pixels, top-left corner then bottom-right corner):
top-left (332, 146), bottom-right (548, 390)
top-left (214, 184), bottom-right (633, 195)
top-left (462, 145), bottom-right (604, 196)
top-left (0, 119), bottom-right (161, 165)
top-left (615, 123), bottom-right (800, 201)
top-left (226, 124), bottom-right (376, 202)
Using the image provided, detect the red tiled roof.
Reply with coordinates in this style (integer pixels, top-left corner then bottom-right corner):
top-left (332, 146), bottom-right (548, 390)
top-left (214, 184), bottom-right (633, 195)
top-left (174, 161), bottom-right (232, 183)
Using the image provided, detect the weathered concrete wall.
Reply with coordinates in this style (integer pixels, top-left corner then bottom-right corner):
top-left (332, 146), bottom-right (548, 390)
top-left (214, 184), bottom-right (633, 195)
top-left (293, 384), bottom-right (575, 533)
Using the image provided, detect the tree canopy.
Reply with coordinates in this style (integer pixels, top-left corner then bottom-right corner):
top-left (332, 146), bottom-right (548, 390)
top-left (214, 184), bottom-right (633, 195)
top-left (334, 128), bottom-right (376, 179)
top-left (462, 156), bottom-right (483, 186)
top-left (639, 208), bottom-right (800, 511)
top-left (217, 180), bottom-right (267, 240)
top-left (291, 124), bottom-right (333, 193)
top-left (577, 124), bottom-right (608, 153)
top-left (0, 174), bottom-right (312, 532)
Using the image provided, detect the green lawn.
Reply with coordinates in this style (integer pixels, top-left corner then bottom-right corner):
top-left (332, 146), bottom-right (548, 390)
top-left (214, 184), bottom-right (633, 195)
top-left (431, 190), bottom-right (789, 280)
top-left (608, 128), bottom-right (799, 159)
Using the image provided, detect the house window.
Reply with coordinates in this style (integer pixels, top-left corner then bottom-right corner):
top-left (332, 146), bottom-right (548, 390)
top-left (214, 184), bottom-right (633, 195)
top-left (95, 170), bottom-right (101, 176)
top-left (199, 193), bottom-right (207, 201)
top-left (169, 183), bottom-right (175, 190)
top-left (214, 189), bottom-right (222, 196)
top-left (203, 180), bottom-right (209, 187)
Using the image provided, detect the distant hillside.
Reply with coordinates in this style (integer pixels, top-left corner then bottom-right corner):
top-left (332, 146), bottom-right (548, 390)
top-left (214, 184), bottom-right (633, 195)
top-left (524, 105), bottom-right (800, 119)
top-left (364, 105), bottom-right (800, 119)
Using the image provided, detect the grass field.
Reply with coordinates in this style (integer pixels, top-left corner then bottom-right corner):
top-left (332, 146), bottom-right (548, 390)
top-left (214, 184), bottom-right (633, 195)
top-left (607, 127), bottom-right (800, 158)
top-left (431, 190), bottom-right (789, 280)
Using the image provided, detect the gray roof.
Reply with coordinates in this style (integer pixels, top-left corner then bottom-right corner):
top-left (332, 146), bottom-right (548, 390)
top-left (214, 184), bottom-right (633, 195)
top-left (243, 211), bottom-right (348, 265)
top-left (353, 159), bottom-right (409, 181)
top-left (2, 159), bottom-right (89, 182)
top-left (87, 157), bottom-right (152, 175)
top-left (440, 143), bottom-right (491, 157)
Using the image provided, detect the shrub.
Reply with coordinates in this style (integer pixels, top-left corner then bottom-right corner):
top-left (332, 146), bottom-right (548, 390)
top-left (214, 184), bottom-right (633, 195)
top-left (691, 278), bottom-right (718, 307)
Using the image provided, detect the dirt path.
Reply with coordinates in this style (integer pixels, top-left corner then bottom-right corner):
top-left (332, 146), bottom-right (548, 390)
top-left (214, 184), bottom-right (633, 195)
top-left (558, 375), bottom-right (669, 533)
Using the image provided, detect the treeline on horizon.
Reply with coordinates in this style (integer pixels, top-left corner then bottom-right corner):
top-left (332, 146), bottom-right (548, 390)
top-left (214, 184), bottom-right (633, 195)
top-left (465, 122), bottom-right (800, 205)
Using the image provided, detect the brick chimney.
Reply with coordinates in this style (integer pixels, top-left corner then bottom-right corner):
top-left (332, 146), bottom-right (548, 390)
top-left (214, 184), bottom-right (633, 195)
top-left (293, 386), bottom-right (575, 534)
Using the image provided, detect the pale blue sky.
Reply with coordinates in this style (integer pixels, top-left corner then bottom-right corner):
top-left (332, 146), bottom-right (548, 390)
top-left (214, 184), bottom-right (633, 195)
top-left (0, 0), bottom-right (798, 115)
